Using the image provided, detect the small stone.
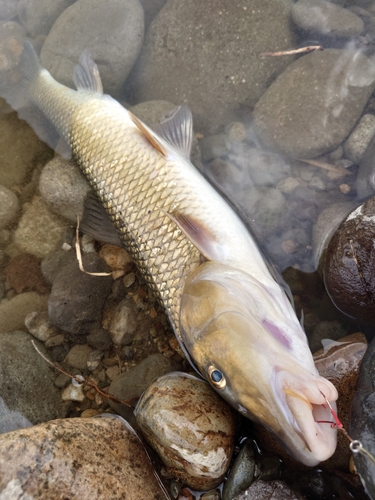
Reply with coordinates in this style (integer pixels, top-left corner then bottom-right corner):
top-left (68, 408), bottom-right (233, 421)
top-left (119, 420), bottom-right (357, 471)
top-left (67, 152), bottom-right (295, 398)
top-left (309, 176), bottom-right (325, 191)
top-left (24, 310), bottom-right (58, 342)
top-left (0, 185), bottom-right (19, 230)
top-left (135, 372), bottom-right (236, 491)
top-left (123, 271), bottom-right (136, 287)
top-left (344, 113), bottom-right (375, 164)
top-left (276, 177), bottom-right (300, 194)
top-left (54, 373), bottom-right (71, 389)
top-left (87, 350), bottom-right (103, 371)
top-left (339, 183), bottom-right (351, 194)
top-left (199, 133), bottom-right (229, 162)
top-left (108, 298), bottom-right (138, 345)
top-left (13, 196), bottom-right (69, 259)
top-left (61, 383), bottom-right (86, 402)
top-left (45, 334), bottom-right (65, 347)
top-left (106, 365), bottom-right (120, 381)
top-left (234, 479), bottom-right (304, 499)
top-left (64, 344), bottom-right (93, 370)
top-left (281, 240), bottom-right (297, 254)
top-left (80, 409), bottom-right (100, 418)
top-left (226, 122), bottom-right (246, 144)
top-left (222, 441), bottom-right (256, 500)
top-left (99, 244), bottom-right (133, 271)
top-left (292, 0), bottom-right (364, 39)
top-left (86, 328), bottom-right (112, 350)
top-left (0, 292), bottom-right (48, 334)
top-left (39, 157), bottom-right (90, 223)
top-left (4, 253), bottom-right (49, 294)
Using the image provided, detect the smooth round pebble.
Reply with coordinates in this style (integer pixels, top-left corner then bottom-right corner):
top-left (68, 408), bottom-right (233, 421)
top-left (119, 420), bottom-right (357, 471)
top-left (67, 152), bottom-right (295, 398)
top-left (135, 372), bottom-right (236, 491)
top-left (39, 157), bottom-right (91, 223)
top-left (41, 0), bottom-right (144, 96)
top-left (292, 0), bottom-right (364, 39)
top-left (344, 113), bottom-right (375, 164)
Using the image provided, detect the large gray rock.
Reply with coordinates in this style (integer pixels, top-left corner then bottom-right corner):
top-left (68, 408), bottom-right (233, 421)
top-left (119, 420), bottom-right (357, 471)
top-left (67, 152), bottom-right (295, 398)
top-left (0, 331), bottom-right (65, 424)
top-left (41, 0), bottom-right (144, 96)
top-left (292, 0), bottom-right (364, 39)
top-left (126, 0), bottom-right (296, 135)
top-left (253, 49), bottom-right (375, 158)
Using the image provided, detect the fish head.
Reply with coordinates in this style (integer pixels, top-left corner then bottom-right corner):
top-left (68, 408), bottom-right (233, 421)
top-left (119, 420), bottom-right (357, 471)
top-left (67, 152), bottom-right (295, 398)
top-left (180, 262), bottom-right (338, 466)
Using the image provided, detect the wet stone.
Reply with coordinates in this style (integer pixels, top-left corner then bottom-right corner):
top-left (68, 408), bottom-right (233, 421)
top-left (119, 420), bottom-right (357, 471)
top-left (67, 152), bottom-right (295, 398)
top-left (234, 479), bottom-right (305, 500)
top-left (25, 310), bottom-right (59, 342)
top-left (4, 252), bottom-right (49, 294)
top-left (135, 372), bottom-right (237, 491)
top-left (64, 344), bottom-right (94, 370)
top-left (222, 440), bottom-right (256, 500)
top-left (254, 49), bottom-right (375, 158)
top-left (0, 292), bottom-right (48, 334)
top-left (39, 156), bottom-right (91, 223)
top-left (48, 252), bottom-right (112, 337)
top-left (108, 353), bottom-right (181, 423)
top-left (314, 332), bottom-right (367, 471)
top-left (344, 113), bottom-right (375, 164)
top-left (41, 0), bottom-right (145, 96)
top-left (0, 416), bottom-right (168, 499)
top-left (86, 328), bottom-right (112, 350)
top-left (41, 248), bottom-right (76, 285)
top-left (13, 196), bottom-right (70, 259)
top-left (17, 0), bottom-right (76, 38)
top-left (108, 298), bottom-right (139, 345)
top-left (292, 0), bottom-right (364, 39)
top-left (0, 331), bottom-right (65, 424)
top-left (0, 185), bottom-right (18, 230)
top-left (0, 396), bottom-right (32, 434)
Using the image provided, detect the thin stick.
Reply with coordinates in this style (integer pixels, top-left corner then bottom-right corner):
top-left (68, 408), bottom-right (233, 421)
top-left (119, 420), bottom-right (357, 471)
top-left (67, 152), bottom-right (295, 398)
top-left (260, 46), bottom-right (324, 58)
top-left (75, 215), bottom-right (111, 277)
top-left (31, 340), bottom-right (133, 408)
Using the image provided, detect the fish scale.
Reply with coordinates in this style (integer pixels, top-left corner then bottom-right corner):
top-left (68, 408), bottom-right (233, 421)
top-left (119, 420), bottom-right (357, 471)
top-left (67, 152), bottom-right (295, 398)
top-left (69, 97), bottom-right (202, 337)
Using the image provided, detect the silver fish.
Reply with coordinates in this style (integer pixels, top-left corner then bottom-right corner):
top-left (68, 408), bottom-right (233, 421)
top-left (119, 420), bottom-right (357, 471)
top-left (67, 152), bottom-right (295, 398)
top-left (3, 42), bottom-right (338, 466)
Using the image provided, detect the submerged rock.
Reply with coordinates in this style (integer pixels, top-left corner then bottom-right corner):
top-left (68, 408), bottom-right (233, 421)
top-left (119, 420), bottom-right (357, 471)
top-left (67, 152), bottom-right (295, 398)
top-left (41, 0), bottom-right (145, 96)
top-left (254, 49), bottom-right (375, 158)
top-left (234, 479), bottom-right (305, 500)
top-left (350, 335), bottom-right (375, 500)
top-left (126, 0), bottom-right (296, 134)
top-left (0, 416), bottom-right (168, 499)
top-left (135, 372), bottom-right (237, 491)
top-left (0, 396), bottom-right (32, 434)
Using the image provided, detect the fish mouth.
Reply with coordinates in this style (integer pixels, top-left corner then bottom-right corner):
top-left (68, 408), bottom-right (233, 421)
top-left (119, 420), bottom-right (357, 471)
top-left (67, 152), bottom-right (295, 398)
top-left (275, 370), bottom-right (338, 466)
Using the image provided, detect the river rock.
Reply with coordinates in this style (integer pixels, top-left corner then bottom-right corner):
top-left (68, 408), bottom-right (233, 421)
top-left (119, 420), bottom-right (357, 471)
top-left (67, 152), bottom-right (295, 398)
top-left (253, 49), bottom-right (375, 158)
top-left (40, 0), bottom-right (144, 96)
top-left (126, 0), bottom-right (296, 135)
top-left (0, 416), bottom-right (168, 500)
top-left (48, 252), bottom-right (112, 337)
top-left (324, 196), bottom-right (375, 325)
top-left (0, 331), bottom-right (65, 423)
top-left (0, 0), bottom-right (18, 20)
top-left (222, 441), bottom-right (257, 500)
top-left (135, 372), bottom-right (236, 491)
top-left (314, 333), bottom-right (367, 471)
top-left (0, 111), bottom-right (48, 189)
top-left (108, 353), bottom-right (180, 422)
top-left (0, 396), bottom-right (32, 434)
top-left (4, 252), bottom-right (49, 294)
top-left (39, 156), bottom-right (91, 223)
top-left (139, 0), bottom-right (167, 26)
top-left (350, 335), bottom-right (375, 499)
top-left (13, 196), bottom-right (70, 259)
top-left (344, 113), bottom-right (375, 164)
top-left (292, 0), bottom-right (364, 39)
top-left (356, 134), bottom-right (375, 198)
top-left (0, 292), bottom-right (48, 333)
top-left (41, 248), bottom-right (76, 285)
top-left (0, 185), bottom-right (18, 229)
top-left (17, 0), bottom-right (75, 37)
top-left (234, 479), bottom-right (305, 500)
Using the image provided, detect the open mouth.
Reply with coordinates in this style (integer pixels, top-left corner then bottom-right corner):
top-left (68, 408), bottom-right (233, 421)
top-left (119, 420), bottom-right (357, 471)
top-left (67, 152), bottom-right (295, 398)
top-left (273, 369), bottom-right (339, 466)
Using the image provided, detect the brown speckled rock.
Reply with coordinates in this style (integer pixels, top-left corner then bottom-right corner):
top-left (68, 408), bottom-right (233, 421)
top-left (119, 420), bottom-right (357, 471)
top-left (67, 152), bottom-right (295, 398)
top-left (324, 197), bottom-right (375, 325)
top-left (314, 333), bottom-right (367, 471)
top-left (135, 372), bottom-right (237, 490)
top-left (0, 416), bottom-right (168, 500)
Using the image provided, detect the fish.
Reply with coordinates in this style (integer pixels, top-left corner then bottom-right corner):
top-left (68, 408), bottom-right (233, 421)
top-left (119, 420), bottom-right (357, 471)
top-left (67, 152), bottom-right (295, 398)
top-left (2, 41), bottom-right (338, 466)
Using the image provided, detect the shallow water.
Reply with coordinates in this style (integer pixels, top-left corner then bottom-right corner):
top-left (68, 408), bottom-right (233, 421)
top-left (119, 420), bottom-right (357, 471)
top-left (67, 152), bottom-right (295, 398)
top-left (0, 0), bottom-right (374, 498)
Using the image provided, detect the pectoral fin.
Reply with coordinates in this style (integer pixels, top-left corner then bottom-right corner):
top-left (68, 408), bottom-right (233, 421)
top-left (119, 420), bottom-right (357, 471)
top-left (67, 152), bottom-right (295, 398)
top-left (129, 112), bottom-right (167, 156)
top-left (162, 209), bottom-right (226, 262)
top-left (155, 105), bottom-right (193, 159)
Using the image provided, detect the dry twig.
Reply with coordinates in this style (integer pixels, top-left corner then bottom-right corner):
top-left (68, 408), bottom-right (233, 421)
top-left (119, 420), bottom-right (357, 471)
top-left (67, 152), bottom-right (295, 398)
top-left (260, 45), bottom-right (324, 57)
top-left (75, 216), bottom-right (111, 277)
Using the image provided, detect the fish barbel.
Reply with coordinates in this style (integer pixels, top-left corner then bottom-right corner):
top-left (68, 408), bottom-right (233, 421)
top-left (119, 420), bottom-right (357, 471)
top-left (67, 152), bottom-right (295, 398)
top-left (4, 42), bottom-right (338, 466)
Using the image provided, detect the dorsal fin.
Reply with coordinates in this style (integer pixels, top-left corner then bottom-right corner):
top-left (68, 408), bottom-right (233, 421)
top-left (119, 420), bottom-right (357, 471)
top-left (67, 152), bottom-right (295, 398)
top-left (129, 111), bottom-right (167, 156)
top-left (155, 105), bottom-right (193, 159)
top-left (73, 49), bottom-right (103, 94)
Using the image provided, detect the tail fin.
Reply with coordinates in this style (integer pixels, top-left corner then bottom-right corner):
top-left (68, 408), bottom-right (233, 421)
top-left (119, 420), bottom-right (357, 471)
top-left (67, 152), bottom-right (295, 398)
top-left (0, 41), bottom-right (42, 111)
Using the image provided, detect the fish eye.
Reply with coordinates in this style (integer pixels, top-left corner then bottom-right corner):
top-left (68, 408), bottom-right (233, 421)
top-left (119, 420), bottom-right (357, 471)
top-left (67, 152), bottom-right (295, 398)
top-left (207, 365), bottom-right (226, 390)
